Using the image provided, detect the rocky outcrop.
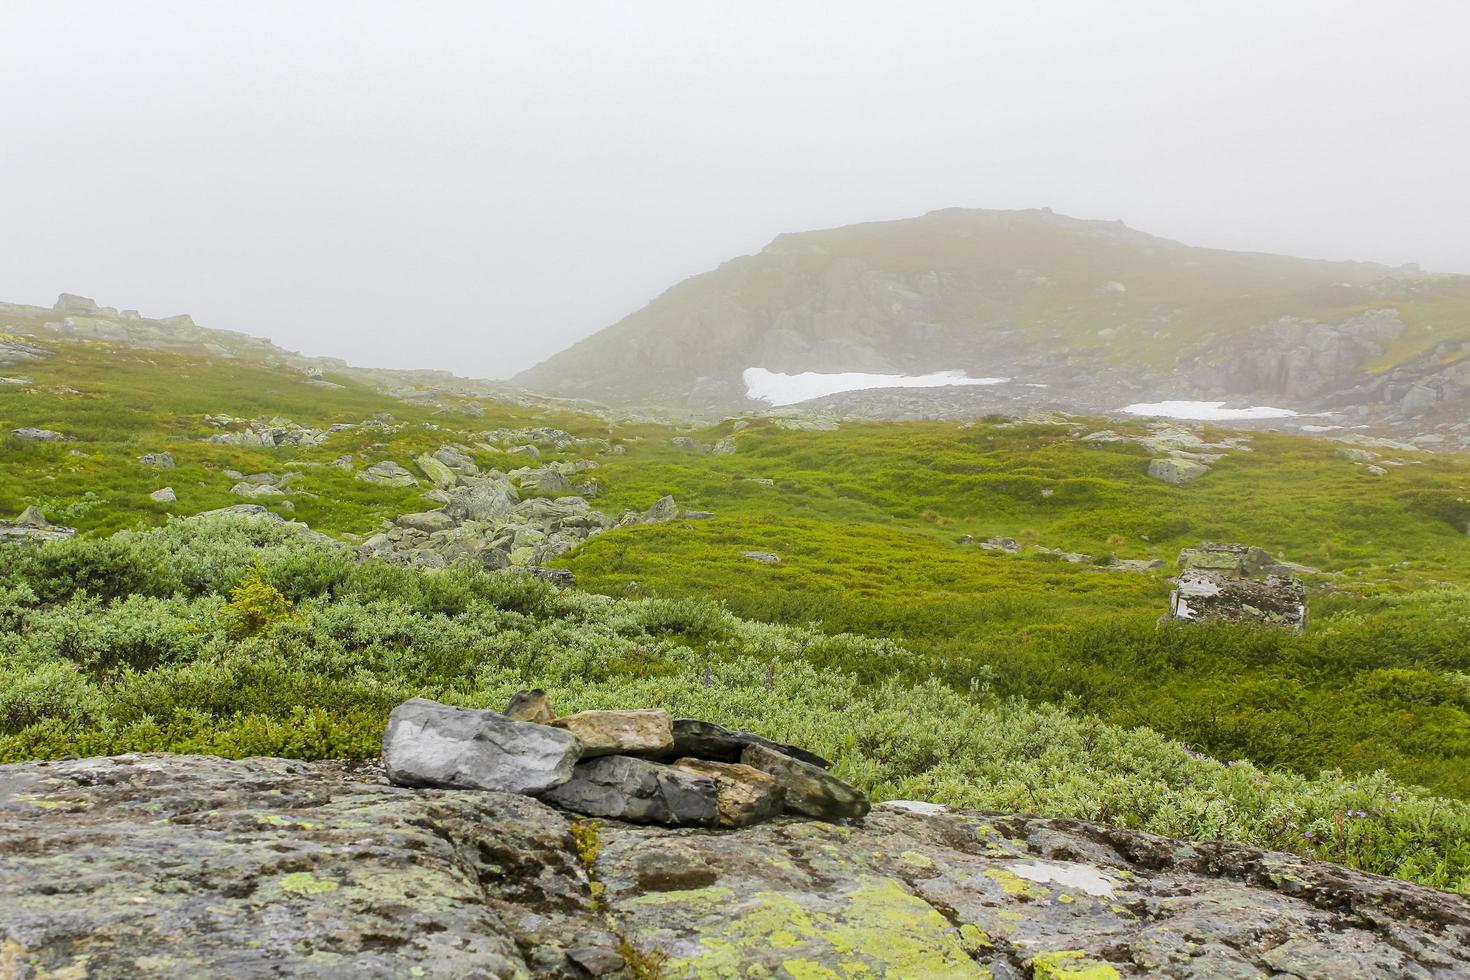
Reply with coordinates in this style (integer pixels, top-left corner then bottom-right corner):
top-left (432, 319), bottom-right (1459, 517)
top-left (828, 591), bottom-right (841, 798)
top-left (1168, 543), bottom-right (1308, 629)
top-left (204, 415), bottom-right (328, 448)
top-left (0, 507), bottom-right (76, 544)
top-left (3, 753), bottom-right (1467, 978)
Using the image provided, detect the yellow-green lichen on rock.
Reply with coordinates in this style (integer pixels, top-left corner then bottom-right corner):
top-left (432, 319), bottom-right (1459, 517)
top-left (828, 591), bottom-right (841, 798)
top-left (654, 876), bottom-right (987, 979)
top-left (1029, 949), bottom-right (1122, 979)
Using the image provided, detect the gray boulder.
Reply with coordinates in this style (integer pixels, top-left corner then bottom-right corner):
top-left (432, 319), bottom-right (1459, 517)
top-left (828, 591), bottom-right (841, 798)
top-left (149, 487), bottom-right (176, 503)
top-left (382, 698), bottom-right (582, 795)
top-left (11, 427), bottom-right (66, 442)
top-left (741, 550), bottom-right (781, 564)
top-left (540, 755), bottom-right (720, 827)
top-left (138, 451), bottom-right (175, 468)
top-left (1148, 456), bottom-right (1210, 485)
top-left (741, 743), bottom-right (869, 822)
top-left (395, 510), bottom-right (456, 534)
top-left (643, 495), bottom-right (680, 523)
top-left (53, 292), bottom-right (100, 313)
top-left (443, 478), bottom-right (518, 523)
top-left (357, 460), bottom-right (419, 487)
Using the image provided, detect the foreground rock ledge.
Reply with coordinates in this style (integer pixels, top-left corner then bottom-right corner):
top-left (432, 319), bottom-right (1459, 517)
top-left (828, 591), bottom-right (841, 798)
top-left (2, 756), bottom-right (1468, 979)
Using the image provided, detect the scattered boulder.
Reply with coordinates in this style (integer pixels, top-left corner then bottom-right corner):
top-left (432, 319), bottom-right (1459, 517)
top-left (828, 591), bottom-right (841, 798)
top-left (11, 427), bottom-right (66, 442)
top-left (741, 550), bottom-right (781, 564)
top-left (552, 709), bottom-right (674, 757)
top-left (505, 689), bottom-right (556, 724)
top-left (416, 453), bottom-right (459, 489)
top-left (395, 510), bottom-right (456, 534)
top-left (148, 487), bottom-right (176, 503)
top-left (442, 477), bottom-right (518, 523)
top-left (711, 435), bottom-right (737, 456)
top-left (980, 536), bottom-right (1020, 552)
top-left (513, 466), bottom-right (570, 496)
top-left (540, 755), bottom-right (719, 827)
top-left (356, 460), bottom-right (419, 487)
top-left (382, 697), bottom-right (582, 794)
top-left (1148, 456), bottom-right (1211, 484)
top-left (231, 482), bottom-right (285, 498)
top-left (671, 759), bottom-right (785, 828)
top-left (53, 292), bottom-right (100, 313)
top-left (740, 743), bottom-right (870, 821)
top-left (643, 495), bottom-right (679, 523)
top-left (138, 451), bottom-right (175, 468)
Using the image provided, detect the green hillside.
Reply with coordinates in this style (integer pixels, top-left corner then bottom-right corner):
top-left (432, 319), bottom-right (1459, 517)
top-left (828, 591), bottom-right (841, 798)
top-left (4, 334), bottom-right (1470, 891)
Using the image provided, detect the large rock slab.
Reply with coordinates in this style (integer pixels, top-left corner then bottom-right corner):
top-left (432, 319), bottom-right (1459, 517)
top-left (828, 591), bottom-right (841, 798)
top-left (551, 708), bottom-right (674, 757)
top-left (540, 755), bottom-right (719, 827)
top-left (0, 754), bottom-right (615, 978)
top-left (382, 697), bottom-right (582, 794)
top-left (3, 755), bottom-right (1469, 978)
top-left (741, 743), bottom-right (870, 821)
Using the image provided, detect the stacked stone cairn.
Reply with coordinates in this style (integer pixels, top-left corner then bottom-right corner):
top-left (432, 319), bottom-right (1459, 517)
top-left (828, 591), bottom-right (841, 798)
top-left (382, 694), bottom-right (869, 828)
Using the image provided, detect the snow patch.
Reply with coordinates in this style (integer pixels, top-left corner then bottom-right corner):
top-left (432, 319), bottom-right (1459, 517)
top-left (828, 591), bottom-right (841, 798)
top-left (744, 367), bottom-right (1008, 407)
top-left (1121, 400), bottom-right (1298, 421)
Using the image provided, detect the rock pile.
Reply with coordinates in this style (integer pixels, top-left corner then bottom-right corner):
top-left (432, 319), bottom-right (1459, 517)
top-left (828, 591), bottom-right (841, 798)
top-left (382, 694), bottom-right (868, 829)
top-left (204, 414), bottom-right (328, 447)
top-left (1167, 542), bottom-right (1308, 629)
top-left (1085, 423), bottom-right (1250, 485)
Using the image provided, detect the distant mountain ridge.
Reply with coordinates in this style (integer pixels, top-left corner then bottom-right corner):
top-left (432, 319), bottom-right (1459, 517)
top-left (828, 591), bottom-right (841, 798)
top-left (514, 207), bottom-right (1470, 431)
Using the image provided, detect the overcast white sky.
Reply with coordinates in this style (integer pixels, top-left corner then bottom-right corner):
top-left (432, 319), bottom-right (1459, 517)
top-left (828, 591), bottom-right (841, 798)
top-left (2, 1), bottom-right (1467, 379)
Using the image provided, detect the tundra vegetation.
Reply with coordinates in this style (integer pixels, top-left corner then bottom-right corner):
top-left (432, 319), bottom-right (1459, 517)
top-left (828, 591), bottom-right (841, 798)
top-left (3, 337), bottom-right (1470, 892)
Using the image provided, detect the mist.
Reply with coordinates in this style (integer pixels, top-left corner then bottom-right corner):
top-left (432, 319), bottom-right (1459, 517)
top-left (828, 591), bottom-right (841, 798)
top-left (2, 0), bottom-right (1467, 379)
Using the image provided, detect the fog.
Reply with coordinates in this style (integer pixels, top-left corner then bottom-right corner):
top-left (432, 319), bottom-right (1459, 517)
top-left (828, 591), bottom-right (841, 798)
top-left (2, 1), bottom-right (1467, 379)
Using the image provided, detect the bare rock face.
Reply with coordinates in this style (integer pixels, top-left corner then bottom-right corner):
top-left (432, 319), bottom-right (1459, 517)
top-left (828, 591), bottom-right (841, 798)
top-left (381, 697), bottom-right (582, 794)
top-left (2, 754), bottom-right (1468, 978)
top-left (551, 708), bottom-right (674, 757)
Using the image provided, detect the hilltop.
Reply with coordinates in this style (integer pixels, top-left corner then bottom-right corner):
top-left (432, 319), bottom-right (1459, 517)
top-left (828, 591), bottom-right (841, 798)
top-left (514, 207), bottom-right (1470, 446)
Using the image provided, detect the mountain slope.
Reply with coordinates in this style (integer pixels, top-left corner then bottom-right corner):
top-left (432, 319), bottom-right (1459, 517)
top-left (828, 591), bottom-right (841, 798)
top-left (515, 207), bottom-right (1470, 422)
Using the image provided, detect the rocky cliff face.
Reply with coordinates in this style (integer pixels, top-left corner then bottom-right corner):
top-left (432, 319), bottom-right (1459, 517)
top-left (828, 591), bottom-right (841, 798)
top-left (3, 754), bottom-right (1467, 978)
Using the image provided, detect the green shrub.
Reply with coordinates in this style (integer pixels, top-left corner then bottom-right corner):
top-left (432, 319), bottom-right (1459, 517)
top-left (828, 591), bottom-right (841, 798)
top-left (219, 558), bottom-right (300, 639)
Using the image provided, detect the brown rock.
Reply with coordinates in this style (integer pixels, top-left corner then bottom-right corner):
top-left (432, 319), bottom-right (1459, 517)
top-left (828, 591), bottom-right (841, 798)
top-left (505, 689), bottom-right (556, 724)
top-left (552, 709), bottom-right (674, 757)
top-left (672, 758), bottom-right (784, 828)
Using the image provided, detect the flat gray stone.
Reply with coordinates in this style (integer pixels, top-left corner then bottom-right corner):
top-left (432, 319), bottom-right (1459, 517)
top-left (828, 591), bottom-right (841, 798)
top-left (382, 697), bottom-right (582, 794)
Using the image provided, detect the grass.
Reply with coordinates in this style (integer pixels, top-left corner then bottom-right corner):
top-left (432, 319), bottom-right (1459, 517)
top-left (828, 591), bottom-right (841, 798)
top-left (4, 333), bottom-right (1470, 889)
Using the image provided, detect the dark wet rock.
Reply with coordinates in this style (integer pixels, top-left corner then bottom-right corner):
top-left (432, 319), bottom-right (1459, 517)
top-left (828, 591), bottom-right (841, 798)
top-left (552, 709), bottom-right (674, 757)
top-left (3, 754), bottom-right (1468, 978)
top-left (741, 743), bottom-right (870, 821)
top-left (505, 689), bottom-right (556, 724)
top-left (382, 697), bottom-right (582, 794)
top-left (671, 758), bottom-right (785, 828)
top-left (540, 755), bottom-right (720, 827)
top-left (666, 718), bottom-right (833, 769)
